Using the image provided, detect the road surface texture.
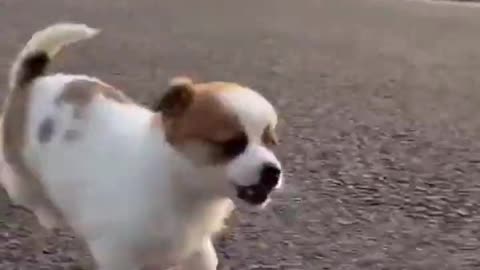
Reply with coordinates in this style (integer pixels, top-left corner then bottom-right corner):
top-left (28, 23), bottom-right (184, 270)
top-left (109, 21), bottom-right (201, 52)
top-left (2, 0), bottom-right (480, 269)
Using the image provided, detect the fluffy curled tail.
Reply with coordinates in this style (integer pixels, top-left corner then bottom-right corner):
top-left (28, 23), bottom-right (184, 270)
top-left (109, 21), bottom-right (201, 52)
top-left (8, 23), bottom-right (100, 91)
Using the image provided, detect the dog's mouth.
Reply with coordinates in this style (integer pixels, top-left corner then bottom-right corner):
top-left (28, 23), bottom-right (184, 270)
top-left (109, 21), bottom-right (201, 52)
top-left (234, 184), bottom-right (271, 205)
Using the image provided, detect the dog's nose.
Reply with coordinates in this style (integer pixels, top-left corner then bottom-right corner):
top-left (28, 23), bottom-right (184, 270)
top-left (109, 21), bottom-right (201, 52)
top-left (259, 163), bottom-right (281, 190)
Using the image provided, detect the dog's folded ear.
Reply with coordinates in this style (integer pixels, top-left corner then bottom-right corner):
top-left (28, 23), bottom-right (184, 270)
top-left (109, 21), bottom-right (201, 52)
top-left (262, 124), bottom-right (279, 146)
top-left (153, 76), bottom-right (194, 117)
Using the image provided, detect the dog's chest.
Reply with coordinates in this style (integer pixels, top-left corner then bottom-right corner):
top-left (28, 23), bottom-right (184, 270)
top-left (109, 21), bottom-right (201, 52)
top-left (142, 198), bottom-right (233, 263)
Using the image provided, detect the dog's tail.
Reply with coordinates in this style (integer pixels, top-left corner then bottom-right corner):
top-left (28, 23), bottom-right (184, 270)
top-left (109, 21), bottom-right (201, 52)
top-left (8, 23), bottom-right (100, 91)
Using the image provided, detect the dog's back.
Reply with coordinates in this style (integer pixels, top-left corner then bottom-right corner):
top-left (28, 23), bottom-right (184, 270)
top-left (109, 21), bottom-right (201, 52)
top-left (1, 23), bottom-right (101, 229)
top-left (1, 22), bottom-right (158, 232)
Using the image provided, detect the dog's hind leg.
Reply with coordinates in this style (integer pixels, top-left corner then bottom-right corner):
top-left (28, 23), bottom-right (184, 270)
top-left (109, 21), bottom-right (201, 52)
top-left (0, 162), bottom-right (63, 255)
top-left (1, 163), bottom-right (61, 229)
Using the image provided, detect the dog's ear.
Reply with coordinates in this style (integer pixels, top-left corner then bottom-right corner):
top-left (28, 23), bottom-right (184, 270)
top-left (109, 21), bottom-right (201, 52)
top-left (153, 77), bottom-right (194, 117)
top-left (262, 124), bottom-right (279, 146)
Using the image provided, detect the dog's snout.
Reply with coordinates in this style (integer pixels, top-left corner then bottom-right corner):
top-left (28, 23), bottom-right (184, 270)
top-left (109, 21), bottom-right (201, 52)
top-left (260, 163), bottom-right (281, 189)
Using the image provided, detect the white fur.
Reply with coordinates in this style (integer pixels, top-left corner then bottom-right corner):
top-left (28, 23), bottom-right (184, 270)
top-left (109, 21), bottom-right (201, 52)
top-left (218, 89), bottom-right (283, 189)
top-left (2, 23), bottom-right (282, 270)
top-left (9, 23), bottom-right (99, 90)
top-left (23, 74), bottom-right (233, 270)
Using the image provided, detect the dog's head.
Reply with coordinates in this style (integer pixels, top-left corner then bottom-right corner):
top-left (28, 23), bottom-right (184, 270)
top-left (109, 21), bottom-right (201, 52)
top-left (153, 77), bottom-right (282, 205)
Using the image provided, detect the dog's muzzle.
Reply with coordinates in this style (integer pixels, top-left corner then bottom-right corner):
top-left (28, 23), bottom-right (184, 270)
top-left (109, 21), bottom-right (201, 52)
top-left (235, 163), bottom-right (281, 205)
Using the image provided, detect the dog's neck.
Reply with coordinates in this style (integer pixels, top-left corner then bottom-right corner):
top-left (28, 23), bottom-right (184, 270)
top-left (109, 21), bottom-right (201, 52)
top-left (145, 120), bottom-right (234, 237)
top-left (147, 113), bottom-right (231, 206)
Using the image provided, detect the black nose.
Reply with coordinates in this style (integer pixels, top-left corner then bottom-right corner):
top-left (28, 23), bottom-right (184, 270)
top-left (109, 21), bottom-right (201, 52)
top-left (260, 163), bottom-right (281, 190)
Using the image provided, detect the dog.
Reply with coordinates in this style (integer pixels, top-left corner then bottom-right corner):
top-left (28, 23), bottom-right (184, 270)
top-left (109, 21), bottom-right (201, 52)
top-left (0, 23), bottom-right (283, 270)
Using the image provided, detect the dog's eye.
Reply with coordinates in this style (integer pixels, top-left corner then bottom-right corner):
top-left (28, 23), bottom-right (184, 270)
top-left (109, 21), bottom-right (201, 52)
top-left (219, 133), bottom-right (248, 159)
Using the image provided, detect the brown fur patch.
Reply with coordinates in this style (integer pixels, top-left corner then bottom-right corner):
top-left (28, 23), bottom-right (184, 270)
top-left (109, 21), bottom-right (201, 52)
top-left (262, 124), bottom-right (278, 147)
top-left (154, 80), bottom-right (194, 117)
top-left (159, 82), bottom-right (246, 164)
top-left (54, 80), bottom-right (133, 141)
top-left (195, 81), bottom-right (245, 94)
top-left (97, 84), bottom-right (133, 103)
top-left (55, 80), bottom-right (133, 113)
top-left (55, 80), bottom-right (97, 108)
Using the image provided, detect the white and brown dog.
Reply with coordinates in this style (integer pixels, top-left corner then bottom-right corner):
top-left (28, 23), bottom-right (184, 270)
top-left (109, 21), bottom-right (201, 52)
top-left (0, 23), bottom-right (282, 270)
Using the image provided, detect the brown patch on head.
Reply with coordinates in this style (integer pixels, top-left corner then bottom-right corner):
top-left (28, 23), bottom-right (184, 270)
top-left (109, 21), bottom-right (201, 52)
top-left (262, 124), bottom-right (279, 147)
top-left (153, 77), bottom-right (194, 117)
top-left (154, 78), bottom-right (248, 164)
top-left (55, 80), bottom-right (133, 118)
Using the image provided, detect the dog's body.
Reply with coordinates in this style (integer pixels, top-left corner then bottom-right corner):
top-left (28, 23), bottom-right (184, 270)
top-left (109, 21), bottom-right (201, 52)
top-left (1, 23), bottom-right (282, 270)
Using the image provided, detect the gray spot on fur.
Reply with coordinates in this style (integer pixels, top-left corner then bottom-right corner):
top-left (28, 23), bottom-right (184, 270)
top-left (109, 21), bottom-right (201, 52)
top-left (38, 117), bottom-right (55, 143)
top-left (64, 129), bottom-right (81, 141)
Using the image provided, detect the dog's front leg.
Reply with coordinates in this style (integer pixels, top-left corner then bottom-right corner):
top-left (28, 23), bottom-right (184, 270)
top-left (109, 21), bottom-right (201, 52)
top-left (178, 238), bottom-right (218, 270)
top-left (89, 239), bottom-right (142, 270)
